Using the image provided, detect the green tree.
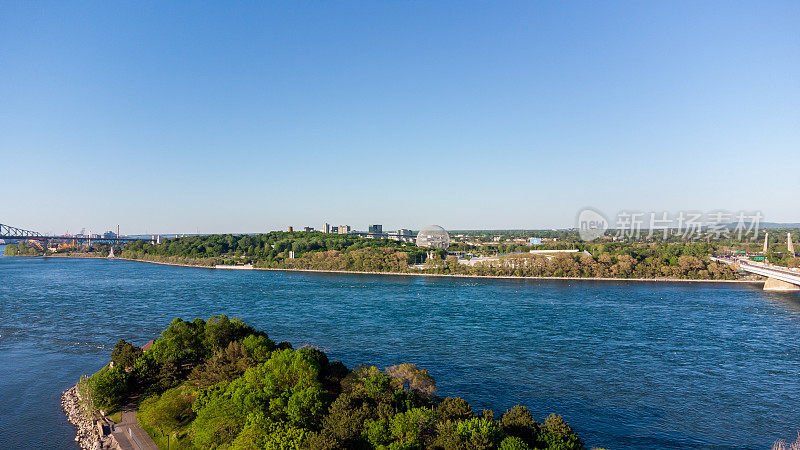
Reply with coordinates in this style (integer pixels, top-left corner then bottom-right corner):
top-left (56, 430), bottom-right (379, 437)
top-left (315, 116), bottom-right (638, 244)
top-left (110, 339), bottom-right (142, 369)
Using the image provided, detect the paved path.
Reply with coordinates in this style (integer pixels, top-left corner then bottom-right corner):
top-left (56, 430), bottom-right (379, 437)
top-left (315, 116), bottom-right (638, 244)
top-left (111, 402), bottom-right (159, 450)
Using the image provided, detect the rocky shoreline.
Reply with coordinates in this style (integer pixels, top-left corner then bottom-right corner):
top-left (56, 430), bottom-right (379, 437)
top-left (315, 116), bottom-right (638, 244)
top-left (61, 384), bottom-right (118, 450)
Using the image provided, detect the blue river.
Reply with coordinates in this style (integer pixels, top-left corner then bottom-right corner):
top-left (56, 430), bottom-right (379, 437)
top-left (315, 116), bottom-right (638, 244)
top-left (1, 252), bottom-right (799, 449)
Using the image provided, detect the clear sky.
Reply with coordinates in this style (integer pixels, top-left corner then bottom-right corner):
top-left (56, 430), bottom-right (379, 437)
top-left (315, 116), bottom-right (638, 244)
top-left (2, 1), bottom-right (798, 235)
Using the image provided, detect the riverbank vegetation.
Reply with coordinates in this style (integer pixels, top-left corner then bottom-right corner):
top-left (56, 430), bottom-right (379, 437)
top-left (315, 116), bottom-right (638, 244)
top-left (119, 232), bottom-right (751, 280)
top-left (4, 242), bottom-right (44, 256)
top-left (80, 315), bottom-right (586, 449)
top-left (122, 232), bottom-right (429, 271)
top-left (3, 241), bottom-right (115, 258)
top-left (11, 228), bottom-right (797, 279)
top-left (429, 242), bottom-right (741, 280)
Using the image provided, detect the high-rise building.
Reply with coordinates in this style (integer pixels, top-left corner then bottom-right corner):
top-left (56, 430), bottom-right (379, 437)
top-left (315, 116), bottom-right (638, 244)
top-left (324, 222), bottom-right (331, 233)
top-left (303, 226), bottom-right (314, 232)
top-left (368, 224), bottom-right (383, 235)
top-left (331, 226), bottom-right (339, 233)
top-left (339, 225), bottom-right (351, 234)
top-left (286, 226), bottom-right (294, 232)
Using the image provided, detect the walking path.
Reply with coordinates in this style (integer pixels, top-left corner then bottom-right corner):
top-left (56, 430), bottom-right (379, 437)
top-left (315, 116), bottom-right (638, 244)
top-left (110, 402), bottom-right (159, 450)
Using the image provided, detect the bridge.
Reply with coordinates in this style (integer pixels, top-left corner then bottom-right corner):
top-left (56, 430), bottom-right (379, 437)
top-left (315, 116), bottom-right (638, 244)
top-left (0, 223), bottom-right (156, 244)
top-left (711, 255), bottom-right (800, 291)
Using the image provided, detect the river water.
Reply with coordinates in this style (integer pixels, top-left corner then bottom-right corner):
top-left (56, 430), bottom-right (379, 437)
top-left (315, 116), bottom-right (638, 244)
top-left (1, 253), bottom-right (799, 449)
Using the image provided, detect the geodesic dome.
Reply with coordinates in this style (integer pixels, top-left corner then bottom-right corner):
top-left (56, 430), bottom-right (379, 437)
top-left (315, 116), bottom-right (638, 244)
top-left (416, 225), bottom-right (450, 249)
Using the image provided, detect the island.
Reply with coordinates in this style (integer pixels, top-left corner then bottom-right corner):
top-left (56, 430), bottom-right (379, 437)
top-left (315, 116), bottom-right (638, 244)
top-left (9, 228), bottom-right (799, 283)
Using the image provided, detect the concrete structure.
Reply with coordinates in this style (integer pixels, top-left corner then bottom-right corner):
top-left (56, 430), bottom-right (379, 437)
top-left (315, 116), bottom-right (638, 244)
top-left (387, 229), bottom-right (414, 242)
top-left (324, 222), bottom-right (330, 233)
top-left (303, 226), bottom-right (314, 232)
top-left (763, 277), bottom-right (800, 291)
top-left (338, 225), bottom-right (351, 234)
top-left (789, 233), bottom-right (795, 255)
top-left (763, 232), bottom-right (769, 253)
top-left (711, 255), bottom-right (800, 291)
top-left (286, 226), bottom-right (294, 232)
top-left (368, 224), bottom-right (383, 235)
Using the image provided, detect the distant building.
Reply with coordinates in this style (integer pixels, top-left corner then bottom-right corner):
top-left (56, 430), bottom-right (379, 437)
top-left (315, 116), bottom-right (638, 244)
top-left (368, 224), bottom-right (383, 235)
top-left (331, 226), bottom-right (339, 233)
top-left (286, 226), bottom-right (294, 232)
top-left (303, 226), bottom-right (314, 232)
top-left (386, 229), bottom-right (414, 242)
top-left (529, 238), bottom-right (542, 245)
top-left (339, 225), bottom-right (351, 234)
top-left (324, 223), bottom-right (331, 233)
top-left (103, 231), bottom-right (117, 239)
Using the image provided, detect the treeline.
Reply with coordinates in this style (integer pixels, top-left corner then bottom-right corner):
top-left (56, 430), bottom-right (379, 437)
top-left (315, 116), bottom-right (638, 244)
top-left (3, 241), bottom-right (118, 257)
top-left (118, 234), bottom-right (750, 279)
top-left (81, 316), bottom-right (587, 450)
top-left (425, 243), bottom-right (740, 280)
top-left (4, 243), bottom-right (42, 256)
top-left (122, 232), bottom-right (429, 271)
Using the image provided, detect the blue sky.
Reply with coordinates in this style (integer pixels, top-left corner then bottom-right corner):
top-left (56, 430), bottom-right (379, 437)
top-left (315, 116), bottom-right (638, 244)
top-left (2, 1), bottom-right (798, 234)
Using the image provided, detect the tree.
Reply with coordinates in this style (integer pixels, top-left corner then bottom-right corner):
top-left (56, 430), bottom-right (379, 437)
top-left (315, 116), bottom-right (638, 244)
top-left (386, 364), bottom-right (437, 396)
top-left (437, 397), bottom-right (474, 422)
top-left (538, 414), bottom-right (583, 450)
top-left (89, 366), bottom-right (130, 410)
top-left (500, 405), bottom-right (539, 445)
top-left (111, 339), bottom-right (142, 370)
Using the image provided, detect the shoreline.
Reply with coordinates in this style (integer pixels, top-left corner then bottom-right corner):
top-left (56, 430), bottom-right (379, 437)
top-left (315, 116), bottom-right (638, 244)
top-left (61, 384), bottom-right (117, 450)
top-left (7, 254), bottom-right (765, 284)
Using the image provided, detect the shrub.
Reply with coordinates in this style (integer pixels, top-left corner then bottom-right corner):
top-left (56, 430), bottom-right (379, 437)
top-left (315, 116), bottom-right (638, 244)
top-left (499, 436), bottom-right (530, 450)
top-left (138, 386), bottom-right (195, 434)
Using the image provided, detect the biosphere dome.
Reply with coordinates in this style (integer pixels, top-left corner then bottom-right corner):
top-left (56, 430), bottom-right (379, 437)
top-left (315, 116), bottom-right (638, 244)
top-left (416, 225), bottom-right (450, 249)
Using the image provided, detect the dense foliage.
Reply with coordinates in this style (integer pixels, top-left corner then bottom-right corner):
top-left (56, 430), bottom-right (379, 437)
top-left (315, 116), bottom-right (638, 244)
top-left (11, 227), bottom-right (798, 277)
top-left (426, 242), bottom-right (742, 280)
top-left (83, 316), bottom-right (586, 450)
top-left (118, 232), bottom-right (757, 280)
top-left (4, 242), bottom-right (43, 256)
top-left (121, 232), bottom-right (428, 271)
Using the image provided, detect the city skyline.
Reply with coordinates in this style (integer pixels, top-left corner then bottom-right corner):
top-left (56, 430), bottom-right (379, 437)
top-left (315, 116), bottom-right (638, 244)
top-left (2, 1), bottom-right (798, 234)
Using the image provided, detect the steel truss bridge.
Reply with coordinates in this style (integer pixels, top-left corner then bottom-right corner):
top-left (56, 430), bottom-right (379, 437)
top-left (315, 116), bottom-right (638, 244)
top-left (0, 223), bottom-right (154, 243)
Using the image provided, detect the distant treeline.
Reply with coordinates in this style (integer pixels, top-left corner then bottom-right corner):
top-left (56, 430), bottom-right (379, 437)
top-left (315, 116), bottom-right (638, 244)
top-left (121, 233), bottom-right (753, 279)
top-left (121, 232), bottom-right (430, 271)
top-left (425, 242), bottom-right (742, 279)
top-left (81, 316), bottom-right (587, 449)
top-left (12, 230), bottom-right (798, 278)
